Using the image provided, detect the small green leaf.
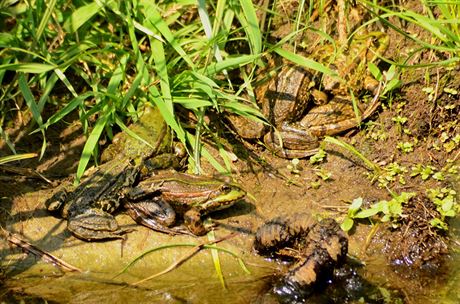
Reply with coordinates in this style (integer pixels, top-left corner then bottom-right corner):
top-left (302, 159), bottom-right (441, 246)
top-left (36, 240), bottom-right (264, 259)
top-left (368, 62), bottom-right (382, 81)
top-left (340, 217), bottom-right (354, 232)
top-left (349, 197), bottom-right (364, 214)
top-left (355, 208), bottom-right (381, 219)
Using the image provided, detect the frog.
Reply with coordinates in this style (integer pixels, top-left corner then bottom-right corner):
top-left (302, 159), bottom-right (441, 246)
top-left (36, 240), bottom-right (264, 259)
top-left (46, 105), bottom-right (185, 241)
top-left (123, 172), bottom-right (246, 236)
top-left (254, 214), bottom-right (348, 302)
top-left (230, 31), bottom-right (389, 159)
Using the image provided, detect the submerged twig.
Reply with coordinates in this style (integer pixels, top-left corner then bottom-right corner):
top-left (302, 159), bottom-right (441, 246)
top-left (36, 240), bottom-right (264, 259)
top-left (1, 228), bottom-right (82, 272)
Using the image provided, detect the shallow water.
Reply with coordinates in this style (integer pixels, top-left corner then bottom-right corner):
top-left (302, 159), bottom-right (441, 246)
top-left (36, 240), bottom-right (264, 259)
top-left (1, 202), bottom-right (459, 303)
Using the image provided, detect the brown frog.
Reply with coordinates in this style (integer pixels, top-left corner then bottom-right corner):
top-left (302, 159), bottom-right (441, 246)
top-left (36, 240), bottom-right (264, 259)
top-left (230, 32), bottom-right (389, 158)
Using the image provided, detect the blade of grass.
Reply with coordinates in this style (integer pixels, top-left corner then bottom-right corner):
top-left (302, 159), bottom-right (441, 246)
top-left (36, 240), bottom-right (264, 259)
top-left (324, 136), bottom-right (381, 173)
top-left (0, 126), bottom-right (16, 154)
top-left (186, 132), bottom-right (227, 173)
top-left (238, 0), bottom-right (262, 55)
top-left (64, 1), bottom-right (103, 33)
top-left (207, 228), bottom-right (226, 289)
top-left (36, 92), bottom-right (98, 131)
top-left (35, 0), bottom-right (56, 41)
top-left (37, 73), bottom-right (59, 112)
top-left (273, 47), bottom-right (337, 76)
top-left (0, 153), bottom-right (38, 165)
top-left (203, 54), bottom-right (259, 76)
top-left (0, 62), bottom-right (56, 73)
top-left (18, 73), bottom-right (47, 159)
top-left (141, 1), bottom-right (195, 68)
top-left (75, 113), bottom-right (110, 184)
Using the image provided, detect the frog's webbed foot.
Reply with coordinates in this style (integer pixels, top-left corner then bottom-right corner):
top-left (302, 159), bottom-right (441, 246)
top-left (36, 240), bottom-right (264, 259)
top-left (124, 198), bottom-right (192, 236)
top-left (68, 209), bottom-right (130, 241)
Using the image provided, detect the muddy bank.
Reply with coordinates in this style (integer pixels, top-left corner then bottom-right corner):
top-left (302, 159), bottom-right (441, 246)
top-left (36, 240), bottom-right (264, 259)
top-left (1, 141), bottom-right (458, 303)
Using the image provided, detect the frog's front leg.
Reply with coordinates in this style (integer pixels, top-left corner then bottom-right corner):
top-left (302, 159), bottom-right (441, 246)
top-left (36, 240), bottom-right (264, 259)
top-left (184, 208), bottom-right (210, 236)
top-left (67, 208), bottom-right (129, 241)
top-left (124, 198), bottom-right (192, 236)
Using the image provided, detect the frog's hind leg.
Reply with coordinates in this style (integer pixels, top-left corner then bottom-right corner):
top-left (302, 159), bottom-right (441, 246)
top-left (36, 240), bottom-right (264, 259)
top-left (68, 208), bottom-right (129, 241)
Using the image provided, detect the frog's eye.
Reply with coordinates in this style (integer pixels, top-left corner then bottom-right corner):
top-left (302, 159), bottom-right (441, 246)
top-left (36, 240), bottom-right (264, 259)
top-left (220, 184), bottom-right (232, 192)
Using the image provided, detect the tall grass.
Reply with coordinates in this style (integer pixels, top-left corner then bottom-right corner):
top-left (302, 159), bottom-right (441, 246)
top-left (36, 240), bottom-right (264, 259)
top-left (0, 0), bottom-right (268, 180)
top-left (1, 0), bottom-right (459, 181)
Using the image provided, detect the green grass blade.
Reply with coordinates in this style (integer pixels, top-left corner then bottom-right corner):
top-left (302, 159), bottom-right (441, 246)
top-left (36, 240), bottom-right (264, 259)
top-left (54, 68), bottom-right (79, 98)
top-left (18, 73), bottom-right (47, 159)
top-left (18, 74), bottom-right (43, 127)
top-left (37, 73), bottom-right (59, 112)
top-left (0, 126), bottom-right (16, 154)
top-left (273, 47), bottom-right (337, 76)
top-left (150, 37), bottom-right (173, 113)
top-left (0, 63), bottom-right (56, 73)
top-left (0, 153), bottom-right (38, 165)
top-left (37, 92), bottom-right (97, 131)
top-left (114, 243), bottom-right (197, 278)
top-left (121, 69), bottom-right (144, 109)
top-left (148, 86), bottom-right (187, 145)
top-left (75, 113), bottom-right (110, 184)
top-left (115, 242), bottom-right (250, 278)
top-left (141, 1), bottom-right (195, 68)
top-left (36, 0), bottom-right (56, 41)
top-left (238, 0), bottom-right (262, 54)
top-left (324, 136), bottom-right (380, 173)
top-left (207, 230), bottom-right (226, 289)
top-left (203, 54), bottom-right (259, 76)
top-left (107, 54), bottom-right (128, 96)
top-left (173, 97), bottom-right (213, 109)
top-left (186, 132), bottom-right (227, 173)
top-left (113, 115), bottom-right (154, 149)
top-left (64, 2), bottom-right (103, 33)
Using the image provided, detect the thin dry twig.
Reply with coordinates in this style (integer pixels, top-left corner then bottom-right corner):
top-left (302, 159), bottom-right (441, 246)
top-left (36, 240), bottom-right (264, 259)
top-left (132, 233), bottom-right (237, 286)
top-left (1, 228), bottom-right (82, 272)
top-left (0, 165), bottom-right (53, 184)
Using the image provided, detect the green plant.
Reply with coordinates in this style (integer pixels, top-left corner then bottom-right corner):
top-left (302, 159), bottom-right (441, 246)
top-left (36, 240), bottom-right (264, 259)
top-left (287, 158), bottom-right (301, 175)
top-left (427, 187), bottom-right (459, 230)
top-left (397, 141), bottom-right (414, 153)
top-left (391, 115), bottom-right (408, 134)
top-left (361, 0), bottom-right (460, 59)
top-left (0, 0), bottom-right (270, 181)
top-left (309, 148), bottom-right (326, 165)
top-left (324, 136), bottom-right (381, 174)
top-left (340, 197), bottom-right (365, 232)
top-left (376, 162), bottom-right (407, 188)
top-left (341, 192), bottom-right (416, 232)
top-left (368, 62), bottom-right (401, 99)
top-left (314, 167), bottom-right (332, 181)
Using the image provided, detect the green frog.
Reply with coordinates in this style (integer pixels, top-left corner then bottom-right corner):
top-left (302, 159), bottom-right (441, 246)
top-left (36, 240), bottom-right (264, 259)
top-left (46, 105), bottom-right (184, 241)
top-left (123, 172), bottom-right (246, 236)
top-left (231, 32), bottom-right (389, 158)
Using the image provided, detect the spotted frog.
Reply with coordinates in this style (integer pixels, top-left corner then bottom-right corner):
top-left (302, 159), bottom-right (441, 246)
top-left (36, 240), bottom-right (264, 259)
top-left (46, 105), bottom-right (184, 241)
top-left (123, 172), bottom-right (246, 236)
top-left (231, 32), bottom-right (389, 158)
